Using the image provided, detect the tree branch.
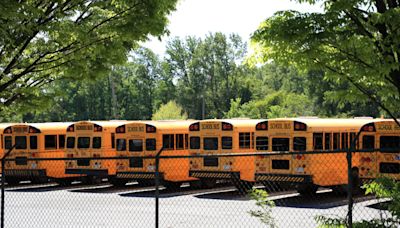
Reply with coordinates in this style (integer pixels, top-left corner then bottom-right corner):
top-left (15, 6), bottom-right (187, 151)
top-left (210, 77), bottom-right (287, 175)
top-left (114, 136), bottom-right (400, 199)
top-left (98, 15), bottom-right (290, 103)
top-left (317, 59), bottom-right (400, 126)
top-left (88, 2), bottom-right (142, 33)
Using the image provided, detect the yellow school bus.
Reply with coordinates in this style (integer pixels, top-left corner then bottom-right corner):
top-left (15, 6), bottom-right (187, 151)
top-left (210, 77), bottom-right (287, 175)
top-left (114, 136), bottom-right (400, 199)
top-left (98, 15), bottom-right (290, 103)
top-left (255, 118), bottom-right (373, 194)
top-left (188, 119), bottom-right (261, 191)
top-left (0, 123), bottom-right (12, 174)
top-left (358, 119), bottom-right (400, 181)
top-left (113, 120), bottom-right (197, 188)
top-left (65, 121), bottom-right (126, 183)
top-left (2, 122), bottom-right (73, 184)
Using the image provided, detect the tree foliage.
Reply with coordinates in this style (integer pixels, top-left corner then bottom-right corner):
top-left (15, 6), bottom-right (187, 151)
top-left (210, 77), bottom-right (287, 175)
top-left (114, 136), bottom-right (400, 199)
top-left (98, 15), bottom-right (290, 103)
top-left (252, 0), bottom-right (400, 120)
top-left (0, 0), bottom-right (178, 113)
top-left (151, 100), bottom-right (187, 120)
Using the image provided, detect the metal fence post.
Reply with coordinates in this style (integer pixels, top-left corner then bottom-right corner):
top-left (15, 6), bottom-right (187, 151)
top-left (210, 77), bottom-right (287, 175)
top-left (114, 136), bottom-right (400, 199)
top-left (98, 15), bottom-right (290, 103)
top-left (1, 144), bottom-right (16, 228)
top-left (155, 148), bottom-right (164, 228)
top-left (346, 147), bottom-right (353, 228)
top-left (347, 131), bottom-right (361, 228)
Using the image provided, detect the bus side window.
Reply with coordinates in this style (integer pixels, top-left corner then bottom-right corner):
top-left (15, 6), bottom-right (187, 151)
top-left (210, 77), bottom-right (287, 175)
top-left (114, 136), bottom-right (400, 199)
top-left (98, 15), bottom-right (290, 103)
top-left (341, 133), bottom-right (348, 149)
top-left (67, 137), bottom-right (75, 149)
top-left (45, 135), bottom-right (57, 150)
top-left (93, 137), bottom-right (101, 149)
top-left (222, 136), bottom-right (233, 149)
top-left (59, 135), bottom-right (65, 149)
top-left (4, 136), bottom-right (12, 149)
top-left (362, 135), bottom-right (375, 151)
top-left (146, 139), bottom-right (156, 151)
top-left (313, 133), bottom-right (323, 150)
top-left (77, 137), bottom-right (90, 149)
top-left (293, 137), bottom-right (306, 151)
top-left (185, 134), bottom-right (188, 149)
top-left (116, 139), bottom-right (126, 151)
top-left (204, 137), bottom-right (218, 150)
top-left (111, 133), bottom-right (115, 149)
top-left (333, 133), bottom-right (340, 150)
top-left (272, 138), bottom-right (289, 151)
top-left (239, 132), bottom-right (251, 149)
top-left (176, 134), bottom-right (184, 150)
top-left (256, 137), bottom-right (268, 151)
top-left (15, 136), bottom-right (27, 149)
top-left (162, 134), bottom-right (174, 150)
top-left (380, 136), bottom-right (400, 152)
top-left (324, 133), bottom-right (331, 150)
top-left (190, 137), bottom-right (200, 149)
top-left (350, 133), bottom-right (357, 149)
top-left (129, 139), bottom-right (142, 152)
top-left (30, 136), bottom-right (38, 150)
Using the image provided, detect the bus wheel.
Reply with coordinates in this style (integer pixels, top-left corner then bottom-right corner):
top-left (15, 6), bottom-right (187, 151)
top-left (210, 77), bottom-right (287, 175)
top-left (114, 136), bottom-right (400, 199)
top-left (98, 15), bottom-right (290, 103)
top-left (297, 184), bottom-right (318, 196)
top-left (163, 181), bottom-right (181, 190)
top-left (31, 177), bottom-right (48, 184)
top-left (233, 180), bottom-right (254, 194)
top-left (138, 180), bottom-right (155, 187)
top-left (262, 181), bottom-right (283, 192)
top-left (5, 177), bottom-right (19, 185)
top-left (109, 178), bottom-right (128, 187)
top-left (201, 179), bottom-right (216, 189)
top-left (351, 168), bottom-right (361, 195)
top-left (56, 179), bottom-right (72, 187)
top-left (190, 180), bottom-right (203, 189)
top-left (83, 176), bottom-right (102, 185)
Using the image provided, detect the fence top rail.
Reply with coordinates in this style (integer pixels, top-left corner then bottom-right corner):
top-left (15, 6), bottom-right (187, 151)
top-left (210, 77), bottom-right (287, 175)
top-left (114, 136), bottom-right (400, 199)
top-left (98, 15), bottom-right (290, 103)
top-left (2, 148), bottom-right (394, 161)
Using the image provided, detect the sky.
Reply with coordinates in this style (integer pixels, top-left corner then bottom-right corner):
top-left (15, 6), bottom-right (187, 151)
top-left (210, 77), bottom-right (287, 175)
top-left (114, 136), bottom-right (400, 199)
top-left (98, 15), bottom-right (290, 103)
top-left (143, 0), bottom-right (323, 56)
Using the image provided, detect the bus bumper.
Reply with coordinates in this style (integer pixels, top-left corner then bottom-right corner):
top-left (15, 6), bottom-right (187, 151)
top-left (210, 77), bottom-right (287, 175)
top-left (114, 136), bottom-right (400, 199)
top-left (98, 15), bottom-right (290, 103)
top-left (255, 173), bottom-right (312, 183)
top-left (116, 171), bottom-right (164, 180)
top-left (4, 169), bottom-right (46, 178)
top-left (66, 169), bottom-right (108, 176)
top-left (189, 170), bottom-right (239, 179)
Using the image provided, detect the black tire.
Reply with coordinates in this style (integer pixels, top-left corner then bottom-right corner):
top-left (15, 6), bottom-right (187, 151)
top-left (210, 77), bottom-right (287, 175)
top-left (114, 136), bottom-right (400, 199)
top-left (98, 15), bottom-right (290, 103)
top-left (56, 179), bottom-right (72, 187)
top-left (200, 179), bottom-right (217, 189)
top-left (297, 184), bottom-right (318, 196)
top-left (83, 176), bottom-right (102, 185)
top-left (351, 168), bottom-right (361, 195)
top-left (31, 177), bottom-right (49, 184)
top-left (233, 180), bottom-right (254, 194)
top-left (138, 180), bottom-right (155, 187)
top-left (109, 178), bottom-right (128, 187)
top-left (5, 177), bottom-right (19, 185)
top-left (163, 181), bottom-right (181, 190)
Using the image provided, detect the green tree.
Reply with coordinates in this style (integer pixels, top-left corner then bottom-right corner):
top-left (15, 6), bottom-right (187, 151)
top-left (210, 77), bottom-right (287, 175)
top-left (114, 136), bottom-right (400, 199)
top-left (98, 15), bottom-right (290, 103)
top-left (152, 100), bottom-right (187, 120)
top-left (0, 0), bottom-right (178, 115)
top-left (165, 33), bottom-right (248, 119)
top-left (252, 0), bottom-right (400, 120)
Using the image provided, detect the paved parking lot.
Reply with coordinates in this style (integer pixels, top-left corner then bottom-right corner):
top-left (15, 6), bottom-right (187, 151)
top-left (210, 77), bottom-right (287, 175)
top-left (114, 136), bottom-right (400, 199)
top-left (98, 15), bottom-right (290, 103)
top-left (2, 183), bottom-right (389, 227)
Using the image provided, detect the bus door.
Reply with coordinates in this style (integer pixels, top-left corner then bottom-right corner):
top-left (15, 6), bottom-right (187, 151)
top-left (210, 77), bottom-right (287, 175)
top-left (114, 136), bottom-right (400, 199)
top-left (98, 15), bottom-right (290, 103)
top-left (126, 123), bottom-right (149, 173)
top-left (65, 122), bottom-right (106, 176)
top-left (291, 130), bottom-right (308, 177)
top-left (375, 122), bottom-right (400, 180)
top-left (201, 122), bottom-right (224, 172)
top-left (188, 122), bottom-right (201, 172)
top-left (254, 121), bottom-right (269, 176)
top-left (269, 121), bottom-right (292, 175)
top-left (359, 124), bottom-right (377, 180)
top-left (4, 125), bottom-right (42, 181)
top-left (115, 123), bottom-right (157, 180)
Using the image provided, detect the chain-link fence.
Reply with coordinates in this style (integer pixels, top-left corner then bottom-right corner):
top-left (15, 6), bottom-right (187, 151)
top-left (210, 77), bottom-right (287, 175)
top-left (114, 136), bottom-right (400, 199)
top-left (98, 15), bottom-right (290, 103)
top-left (0, 149), bottom-right (397, 227)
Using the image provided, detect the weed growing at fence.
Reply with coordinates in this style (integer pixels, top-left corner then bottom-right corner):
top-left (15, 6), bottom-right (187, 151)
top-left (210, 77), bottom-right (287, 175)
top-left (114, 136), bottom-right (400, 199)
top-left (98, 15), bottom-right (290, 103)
top-left (248, 189), bottom-right (276, 228)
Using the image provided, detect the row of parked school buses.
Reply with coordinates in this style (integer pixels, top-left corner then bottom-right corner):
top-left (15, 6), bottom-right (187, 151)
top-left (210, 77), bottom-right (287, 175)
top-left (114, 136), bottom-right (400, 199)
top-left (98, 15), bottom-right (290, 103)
top-left (0, 118), bottom-right (399, 194)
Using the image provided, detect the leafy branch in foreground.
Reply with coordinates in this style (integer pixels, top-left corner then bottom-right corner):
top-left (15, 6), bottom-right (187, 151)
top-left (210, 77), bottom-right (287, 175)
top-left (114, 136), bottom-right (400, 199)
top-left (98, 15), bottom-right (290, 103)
top-left (315, 177), bottom-right (400, 228)
top-left (248, 189), bottom-right (276, 228)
